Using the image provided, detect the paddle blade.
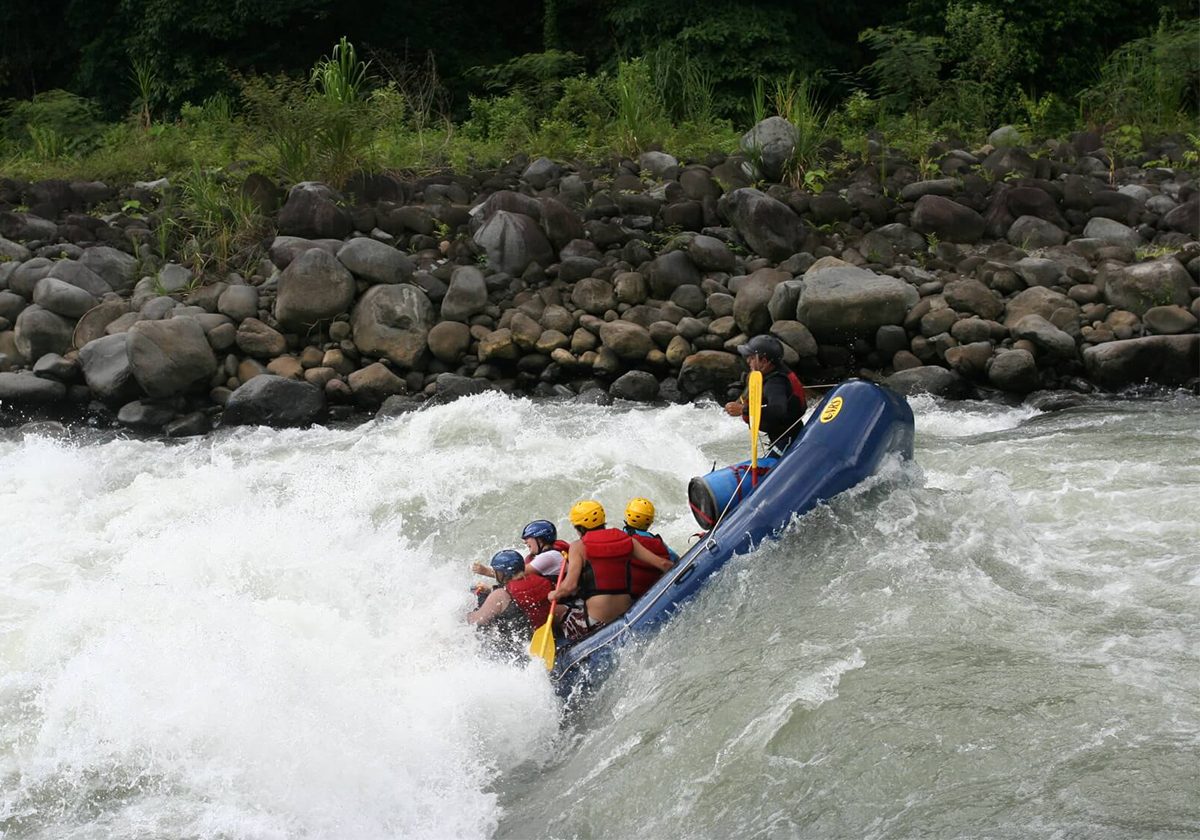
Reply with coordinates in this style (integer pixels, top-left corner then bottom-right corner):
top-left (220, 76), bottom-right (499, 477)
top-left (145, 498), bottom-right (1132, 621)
top-left (748, 370), bottom-right (763, 469)
top-left (529, 614), bottom-right (556, 670)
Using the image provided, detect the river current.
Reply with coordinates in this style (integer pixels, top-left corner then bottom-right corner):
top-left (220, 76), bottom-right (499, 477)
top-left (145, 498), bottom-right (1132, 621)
top-left (1, 390), bottom-right (1197, 839)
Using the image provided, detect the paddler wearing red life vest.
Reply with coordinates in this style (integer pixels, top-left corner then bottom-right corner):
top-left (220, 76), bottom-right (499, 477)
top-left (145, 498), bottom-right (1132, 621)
top-left (549, 500), bottom-right (675, 636)
top-left (622, 497), bottom-right (679, 599)
top-left (467, 550), bottom-right (553, 629)
top-left (723, 334), bottom-right (807, 454)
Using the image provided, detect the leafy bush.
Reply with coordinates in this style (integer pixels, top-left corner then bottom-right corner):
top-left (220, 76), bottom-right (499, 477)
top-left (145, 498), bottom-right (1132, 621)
top-left (2, 90), bottom-right (105, 157)
top-left (859, 26), bottom-right (943, 116)
top-left (1080, 18), bottom-right (1200, 129)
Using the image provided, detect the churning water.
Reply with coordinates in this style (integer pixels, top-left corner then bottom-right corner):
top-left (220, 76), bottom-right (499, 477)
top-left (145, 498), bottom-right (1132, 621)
top-left (1, 390), bottom-right (1197, 839)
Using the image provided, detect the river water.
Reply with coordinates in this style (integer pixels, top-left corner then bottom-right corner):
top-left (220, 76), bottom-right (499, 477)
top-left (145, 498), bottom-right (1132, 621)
top-left (1, 389), bottom-right (1197, 840)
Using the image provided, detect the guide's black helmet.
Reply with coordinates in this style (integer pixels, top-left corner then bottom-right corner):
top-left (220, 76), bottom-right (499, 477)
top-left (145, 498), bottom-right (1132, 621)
top-left (737, 335), bottom-right (784, 364)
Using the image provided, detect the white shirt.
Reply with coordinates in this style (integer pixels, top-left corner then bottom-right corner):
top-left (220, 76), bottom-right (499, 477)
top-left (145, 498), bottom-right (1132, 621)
top-left (527, 548), bottom-right (565, 578)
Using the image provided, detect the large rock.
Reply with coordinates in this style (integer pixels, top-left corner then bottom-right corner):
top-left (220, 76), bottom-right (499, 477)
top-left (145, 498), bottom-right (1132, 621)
top-left (274, 248), bottom-right (356, 332)
top-left (1003, 287), bottom-right (1080, 330)
top-left (688, 235), bottom-right (735, 272)
top-left (571, 277), bottom-right (617, 316)
top-left (8, 258), bottom-right (53, 298)
top-left (677, 350), bottom-right (743, 396)
top-left (33, 277), bottom-right (98, 319)
top-left (427, 320), bottom-right (471, 364)
top-left (943, 277), bottom-right (1004, 320)
top-left (610, 370), bottom-right (660, 402)
top-left (127, 318), bottom-right (218, 398)
top-left (0, 371), bottom-right (67, 405)
top-left (78, 333), bottom-right (139, 403)
top-left (236, 318), bottom-right (287, 358)
top-left (351, 284), bottom-right (436, 369)
top-left (79, 246), bottom-right (138, 294)
top-left (1103, 259), bottom-right (1191, 316)
top-left (719, 188), bottom-right (810, 261)
top-left (911, 195), bottom-right (984, 243)
top-left (1083, 217), bottom-right (1142, 248)
top-left (1082, 335), bottom-right (1199, 389)
top-left (218, 285), bottom-right (259, 322)
top-left (796, 266), bottom-right (919, 341)
top-left (347, 362), bottom-right (406, 407)
top-left (1162, 198), bottom-right (1198, 235)
top-left (268, 235), bottom-right (342, 269)
top-left (739, 116), bottom-right (798, 181)
top-left (222, 375), bottom-right (327, 427)
top-left (14, 305), bottom-right (74, 361)
top-left (1011, 314), bottom-right (1077, 358)
top-left (884, 366), bottom-right (969, 398)
top-left (988, 348), bottom-right (1039, 393)
top-left (1007, 215), bottom-right (1066, 249)
top-left (47, 260), bottom-right (113, 298)
top-left (440, 266), bottom-right (489, 322)
top-left (277, 185), bottom-right (352, 240)
top-left (733, 268), bottom-right (788, 336)
top-left (337, 237), bottom-right (414, 285)
top-left (599, 321), bottom-right (654, 360)
top-left (645, 250), bottom-right (702, 300)
top-left (472, 210), bottom-right (554, 275)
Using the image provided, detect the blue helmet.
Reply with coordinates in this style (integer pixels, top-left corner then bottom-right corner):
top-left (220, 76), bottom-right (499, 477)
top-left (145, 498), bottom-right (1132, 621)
top-left (489, 550), bottom-right (524, 579)
top-left (521, 519), bottom-right (557, 542)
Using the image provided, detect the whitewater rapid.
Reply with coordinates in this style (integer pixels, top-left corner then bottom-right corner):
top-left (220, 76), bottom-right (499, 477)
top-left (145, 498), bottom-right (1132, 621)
top-left (1, 391), bottom-right (1197, 839)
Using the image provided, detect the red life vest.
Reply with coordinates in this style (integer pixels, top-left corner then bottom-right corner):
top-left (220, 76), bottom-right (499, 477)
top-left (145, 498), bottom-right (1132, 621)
top-left (580, 528), bottom-right (633, 595)
top-left (628, 532), bottom-right (668, 598)
top-left (786, 370), bottom-right (807, 411)
top-left (504, 574), bottom-right (553, 627)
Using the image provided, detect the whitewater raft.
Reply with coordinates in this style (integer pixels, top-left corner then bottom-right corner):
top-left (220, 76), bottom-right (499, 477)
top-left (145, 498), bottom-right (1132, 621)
top-left (549, 378), bottom-right (915, 699)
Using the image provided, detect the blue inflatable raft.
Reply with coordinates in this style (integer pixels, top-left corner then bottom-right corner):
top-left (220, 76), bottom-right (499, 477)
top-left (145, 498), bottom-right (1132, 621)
top-left (549, 378), bottom-right (915, 699)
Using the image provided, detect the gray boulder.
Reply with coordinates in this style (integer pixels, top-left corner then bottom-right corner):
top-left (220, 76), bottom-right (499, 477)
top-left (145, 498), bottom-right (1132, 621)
top-left (277, 186), bottom-right (351, 240)
top-left (218, 285), bottom-right (259, 322)
top-left (33, 277), bottom-right (98, 319)
top-left (911, 195), bottom-right (984, 243)
top-left (351, 284), bottom-right (435, 369)
top-left (347, 362), bottom-right (406, 407)
top-left (719, 188), bottom-right (810, 261)
top-left (472, 210), bottom-right (554, 275)
top-left (943, 277), bottom-right (1004, 320)
top-left (610, 370), bottom-right (660, 401)
top-left (1011, 314), bottom-right (1077, 358)
top-left (128, 318), bottom-right (218, 398)
top-left (1008, 216), bottom-right (1066, 249)
top-left (8, 258), bottom-right (53, 299)
top-left (1162, 199), bottom-right (1198, 235)
top-left (337, 237), bottom-right (414, 285)
top-left (117, 400), bottom-right (176, 430)
top-left (156, 263), bottom-right (193, 294)
top-left (767, 281), bottom-right (804, 323)
top-left (47, 260), bottom-right (112, 297)
top-left (0, 370), bottom-right (67, 405)
top-left (521, 157), bottom-right (561, 189)
top-left (734, 268), bottom-right (788, 336)
top-left (688, 235), bottom-right (735, 272)
top-left (739, 116), bottom-right (798, 182)
top-left (988, 348), bottom-right (1040, 392)
top-left (571, 277), bottom-right (618, 316)
top-left (1014, 257), bottom-right (1064, 288)
top-left (427, 320), bottom-right (472, 364)
top-left (796, 266), bottom-right (919, 341)
top-left (1082, 335), bottom-right (1199, 388)
top-left (646, 250), bottom-right (702, 300)
top-left (236, 318), bottom-right (287, 358)
top-left (15, 305), bottom-right (74, 361)
top-left (268, 235), bottom-right (342, 269)
top-left (1143, 305), bottom-right (1197, 335)
top-left (599, 321), bottom-right (654, 360)
top-left (1083, 217), bottom-right (1143, 248)
top-left (678, 350), bottom-right (743, 396)
top-left (1004, 286), bottom-right (1080, 330)
top-left (884, 366), bottom-right (969, 398)
top-left (274, 248), bottom-right (356, 332)
top-left (440, 266), bottom-right (489, 322)
top-left (639, 151), bottom-right (679, 180)
top-left (1103, 259), bottom-right (1191, 315)
top-left (222, 375), bottom-right (327, 427)
top-left (79, 246), bottom-right (138, 293)
top-left (78, 333), bottom-right (139, 403)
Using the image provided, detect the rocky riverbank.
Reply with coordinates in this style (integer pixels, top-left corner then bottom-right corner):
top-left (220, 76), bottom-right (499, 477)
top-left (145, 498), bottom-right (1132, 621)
top-left (0, 123), bottom-right (1197, 434)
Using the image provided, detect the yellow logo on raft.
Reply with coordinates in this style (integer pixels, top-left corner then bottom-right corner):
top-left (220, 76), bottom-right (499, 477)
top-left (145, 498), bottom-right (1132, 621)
top-left (819, 396), bottom-right (844, 423)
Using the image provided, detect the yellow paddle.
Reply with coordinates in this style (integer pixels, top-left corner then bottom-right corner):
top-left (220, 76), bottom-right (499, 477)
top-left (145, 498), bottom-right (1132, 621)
top-left (748, 370), bottom-right (763, 470)
top-left (529, 554), bottom-right (568, 670)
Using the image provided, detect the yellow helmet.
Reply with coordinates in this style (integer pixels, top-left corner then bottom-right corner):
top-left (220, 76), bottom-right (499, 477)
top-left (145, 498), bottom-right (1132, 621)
top-left (569, 500), bottom-right (606, 530)
top-left (624, 497), bottom-right (656, 530)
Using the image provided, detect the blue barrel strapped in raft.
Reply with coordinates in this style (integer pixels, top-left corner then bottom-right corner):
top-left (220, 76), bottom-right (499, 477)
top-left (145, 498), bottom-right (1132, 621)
top-left (687, 457), bottom-right (780, 528)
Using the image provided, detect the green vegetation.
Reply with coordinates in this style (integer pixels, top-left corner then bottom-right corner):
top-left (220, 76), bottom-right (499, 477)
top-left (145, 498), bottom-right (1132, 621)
top-left (0, 2), bottom-right (1196, 189)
